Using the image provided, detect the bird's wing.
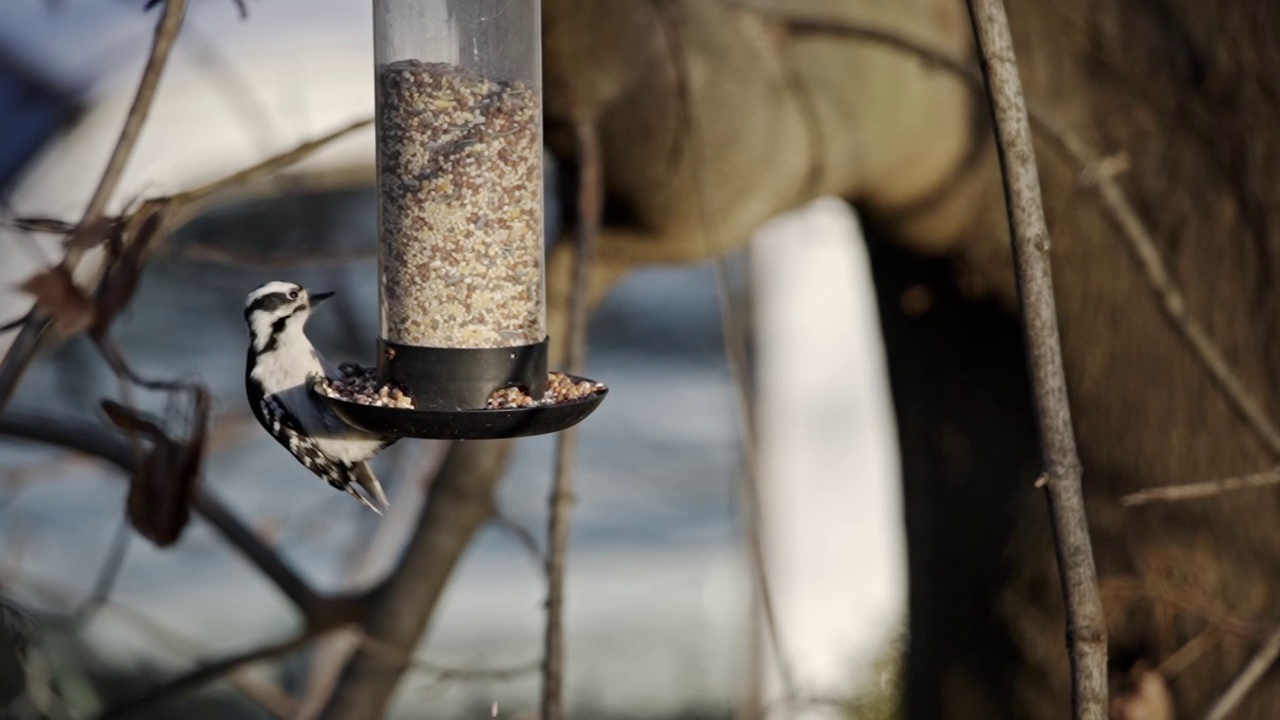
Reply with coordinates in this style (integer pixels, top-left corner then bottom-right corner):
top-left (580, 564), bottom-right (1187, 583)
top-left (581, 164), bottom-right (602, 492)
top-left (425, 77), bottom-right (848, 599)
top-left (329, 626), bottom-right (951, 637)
top-left (258, 394), bottom-right (385, 516)
top-left (275, 380), bottom-right (357, 437)
top-left (258, 394), bottom-right (340, 474)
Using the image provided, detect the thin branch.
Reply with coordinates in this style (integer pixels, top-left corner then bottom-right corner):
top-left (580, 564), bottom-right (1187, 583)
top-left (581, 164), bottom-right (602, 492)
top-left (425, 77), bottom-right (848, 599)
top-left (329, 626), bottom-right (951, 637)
top-left (2, 568), bottom-right (296, 718)
top-left (1202, 622), bottom-right (1280, 720)
top-left (775, 10), bottom-right (1280, 467)
top-left (0, 115), bottom-right (373, 416)
top-left (784, 14), bottom-right (983, 83)
top-left (174, 117), bottom-right (373, 207)
top-left (540, 117), bottom-right (602, 720)
top-left (317, 442), bottom-right (517, 720)
top-left (491, 507), bottom-right (546, 570)
top-left (1157, 627), bottom-right (1218, 680)
top-left (1038, 128), bottom-right (1280, 458)
top-left (190, 492), bottom-right (341, 624)
top-left (965, 2), bottom-right (1108, 718)
top-left (1100, 577), bottom-right (1263, 640)
top-left (0, 0), bottom-right (187, 413)
top-left (652, 3), bottom-right (798, 710)
top-left (161, 243), bottom-right (376, 269)
top-left (75, 0), bottom-right (187, 241)
top-left (0, 410), bottom-right (362, 627)
top-left (73, 515), bottom-right (132, 621)
top-left (356, 631), bottom-right (539, 683)
top-left (95, 631), bottom-right (322, 720)
top-left (1121, 467), bottom-right (1280, 507)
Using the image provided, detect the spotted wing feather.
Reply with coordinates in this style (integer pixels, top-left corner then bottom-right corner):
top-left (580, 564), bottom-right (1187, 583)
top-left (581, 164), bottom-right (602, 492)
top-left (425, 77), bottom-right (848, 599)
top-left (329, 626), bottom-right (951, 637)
top-left (258, 395), bottom-right (384, 515)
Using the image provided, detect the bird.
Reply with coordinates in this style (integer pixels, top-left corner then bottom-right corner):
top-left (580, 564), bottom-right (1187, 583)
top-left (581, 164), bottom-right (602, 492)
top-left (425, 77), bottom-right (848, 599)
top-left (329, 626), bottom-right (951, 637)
top-left (242, 280), bottom-right (393, 514)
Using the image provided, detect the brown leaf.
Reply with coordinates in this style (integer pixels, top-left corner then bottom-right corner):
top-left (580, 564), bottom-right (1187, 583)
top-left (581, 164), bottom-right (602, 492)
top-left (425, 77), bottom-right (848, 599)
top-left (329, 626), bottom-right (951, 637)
top-left (104, 391), bottom-right (208, 548)
top-left (18, 266), bottom-right (95, 338)
top-left (101, 399), bottom-right (166, 439)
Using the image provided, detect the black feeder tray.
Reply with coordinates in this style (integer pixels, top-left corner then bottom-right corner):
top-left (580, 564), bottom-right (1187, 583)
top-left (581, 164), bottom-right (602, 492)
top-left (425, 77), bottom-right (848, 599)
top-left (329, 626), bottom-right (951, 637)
top-left (317, 337), bottom-right (607, 440)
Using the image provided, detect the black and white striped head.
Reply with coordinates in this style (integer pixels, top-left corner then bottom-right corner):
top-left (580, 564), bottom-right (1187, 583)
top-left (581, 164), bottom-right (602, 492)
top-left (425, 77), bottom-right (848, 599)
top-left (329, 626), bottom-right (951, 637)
top-left (243, 280), bottom-right (334, 354)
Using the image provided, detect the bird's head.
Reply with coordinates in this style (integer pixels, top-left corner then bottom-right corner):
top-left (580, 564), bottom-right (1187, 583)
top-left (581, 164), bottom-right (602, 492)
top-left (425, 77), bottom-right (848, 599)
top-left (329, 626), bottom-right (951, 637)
top-left (243, 280), bottom-right (334, 353)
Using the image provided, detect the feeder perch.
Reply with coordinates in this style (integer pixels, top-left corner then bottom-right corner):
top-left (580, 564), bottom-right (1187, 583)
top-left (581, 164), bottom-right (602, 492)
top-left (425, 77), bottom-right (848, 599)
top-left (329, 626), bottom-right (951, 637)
top-left (318, 0), bottom-right (606, 440)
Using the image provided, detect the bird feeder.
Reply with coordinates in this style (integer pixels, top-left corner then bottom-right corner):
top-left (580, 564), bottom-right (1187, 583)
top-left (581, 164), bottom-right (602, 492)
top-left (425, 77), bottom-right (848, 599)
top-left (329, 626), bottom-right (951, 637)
top-left (319, 0), bottom-right (606, 440)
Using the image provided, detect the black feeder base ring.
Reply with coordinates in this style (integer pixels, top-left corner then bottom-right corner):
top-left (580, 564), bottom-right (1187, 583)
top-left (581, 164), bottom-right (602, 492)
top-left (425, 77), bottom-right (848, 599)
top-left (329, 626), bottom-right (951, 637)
top-left (316, 337), bottom-right (606, 440)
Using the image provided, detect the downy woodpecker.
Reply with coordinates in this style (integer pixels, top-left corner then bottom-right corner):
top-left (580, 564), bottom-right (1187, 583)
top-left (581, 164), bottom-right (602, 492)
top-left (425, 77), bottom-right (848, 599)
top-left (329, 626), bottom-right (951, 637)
top-left (243, 281), bottom-right (392, 514)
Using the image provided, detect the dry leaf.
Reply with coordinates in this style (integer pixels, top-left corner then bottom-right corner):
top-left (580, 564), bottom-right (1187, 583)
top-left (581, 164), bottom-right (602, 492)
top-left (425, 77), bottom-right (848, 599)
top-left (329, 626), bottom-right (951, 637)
top-left (102, 392), bottom-right (207, 548)
top-left (18, 266), bottom-right (95, 338)
top-left (101, 399), bottom-right (166, 438)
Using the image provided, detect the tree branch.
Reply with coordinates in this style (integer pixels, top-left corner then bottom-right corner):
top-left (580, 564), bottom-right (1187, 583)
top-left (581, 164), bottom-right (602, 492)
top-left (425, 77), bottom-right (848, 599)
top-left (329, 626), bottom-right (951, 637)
top-left (0, 411), bottom-right (363, 627)
top-left (160, 243), bottom-right (376, 269)
top-left (491, 507), bottom-right (546, 571)
top-left (540, 117), bottom-right (603, 720)
top-left (1202, 622), bottom-right (1280, 720)
top-left (95, 631), bottom-right (322, 720)
top-left (652, 4), bottom-right (798, 709)
top-left (73, 515), bottom-right (132, 621)
top-left (77, 0), bottom-right (187, 240)
top-left (1121, 467), bottom-right (1280, 507)
top-left (173, 117), bottom-right (373, 208)
top-left (316, 441), bottom-right (516, 720)
top-left (964, 1), bottom-right (1108, 718)
top-left (776, 9), bottom-right (1280, 466)
top-left (1, 568), bottom-right (296, 718)
top-left (0, 0), bottom-right (188, 413)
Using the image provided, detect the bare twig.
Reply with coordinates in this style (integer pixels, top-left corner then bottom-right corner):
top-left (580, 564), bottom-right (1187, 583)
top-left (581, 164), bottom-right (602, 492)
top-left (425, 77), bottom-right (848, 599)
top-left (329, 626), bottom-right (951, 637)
top-left (964, 2), bottom-right (1108, 718)
top-left (540, 117), bottom-right (603, 720)
top-left (491, 507), bottom-right (546, 570)
top-left (76, 0), bottom-right (187, 241)
top-left (1039, 128), bottom-right (1280, 458)
top-left (0, 411), bottom-right (363, 626)
top-left (652, 3), bottom-right (798, 709)
top-left (95, 631), bottom-right (323, 720)
top-left (174, 117), bottom-right (373, 207)
top-left (2, 568), bottom-right (296, 718)
top-left (1156, 628), bottom-right (1218, 680)
top-left (73, 515), bottom-right (132, 620)
top-left (1121, 467), bottom-right (1280, 506)
top-left (0, 0), bottom-right (188, 412)
top-left (776, 9), bottom-right (1280, 470)
top-left (356, 630), bottom-right (539, 683)
top-left (1100, 577), bottom-right (1263, 640)
top-left (317, 441), bottom-right (516, 720)
top-left (1202, 622), bottom-right (1280, 720)
top-left (161, 243), bottom-right (376, 269)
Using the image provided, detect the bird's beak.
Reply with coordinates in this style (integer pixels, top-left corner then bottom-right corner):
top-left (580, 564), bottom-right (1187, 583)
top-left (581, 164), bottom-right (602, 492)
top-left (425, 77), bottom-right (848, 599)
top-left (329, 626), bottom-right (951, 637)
top-left (309, 290), bottom-right (335, 306)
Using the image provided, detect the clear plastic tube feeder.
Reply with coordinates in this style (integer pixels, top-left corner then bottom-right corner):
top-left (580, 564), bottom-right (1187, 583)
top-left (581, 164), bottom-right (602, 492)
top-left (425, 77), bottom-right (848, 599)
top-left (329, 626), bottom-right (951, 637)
top-left (319, 0), bottom-right (606, 440)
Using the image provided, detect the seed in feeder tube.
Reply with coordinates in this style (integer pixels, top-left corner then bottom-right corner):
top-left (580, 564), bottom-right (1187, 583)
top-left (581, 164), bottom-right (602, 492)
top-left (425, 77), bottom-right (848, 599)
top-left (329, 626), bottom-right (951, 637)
top-left (377, 59), bottom-right (545, 349)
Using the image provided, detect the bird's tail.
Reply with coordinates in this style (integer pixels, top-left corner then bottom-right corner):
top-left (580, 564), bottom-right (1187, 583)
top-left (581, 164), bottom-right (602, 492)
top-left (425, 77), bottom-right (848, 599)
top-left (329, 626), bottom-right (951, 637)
top-left (351, 461), bottom-right (390, 515)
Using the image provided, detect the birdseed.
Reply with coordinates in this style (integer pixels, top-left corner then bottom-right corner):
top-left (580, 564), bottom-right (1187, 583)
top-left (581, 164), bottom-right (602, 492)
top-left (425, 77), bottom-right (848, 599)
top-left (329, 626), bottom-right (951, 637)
top-left (377, 59), bottom-right (545, 349)
top-left (317, 368), bottom-right (415, 409)
top-left (486, 372), bottom-right (607, 409)
top-left (317, 368), bottom-right (604, 411)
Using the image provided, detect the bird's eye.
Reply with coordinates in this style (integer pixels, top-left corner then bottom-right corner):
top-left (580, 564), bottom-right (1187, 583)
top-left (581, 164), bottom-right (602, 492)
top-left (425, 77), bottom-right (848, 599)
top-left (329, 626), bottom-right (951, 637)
top-left (289, 289), bottom-right (300, 300)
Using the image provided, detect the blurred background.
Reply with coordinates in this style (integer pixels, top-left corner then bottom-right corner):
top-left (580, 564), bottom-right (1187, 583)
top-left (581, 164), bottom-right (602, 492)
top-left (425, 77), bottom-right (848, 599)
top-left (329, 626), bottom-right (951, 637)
top-left (0, 1), bottom-right (905, 718)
